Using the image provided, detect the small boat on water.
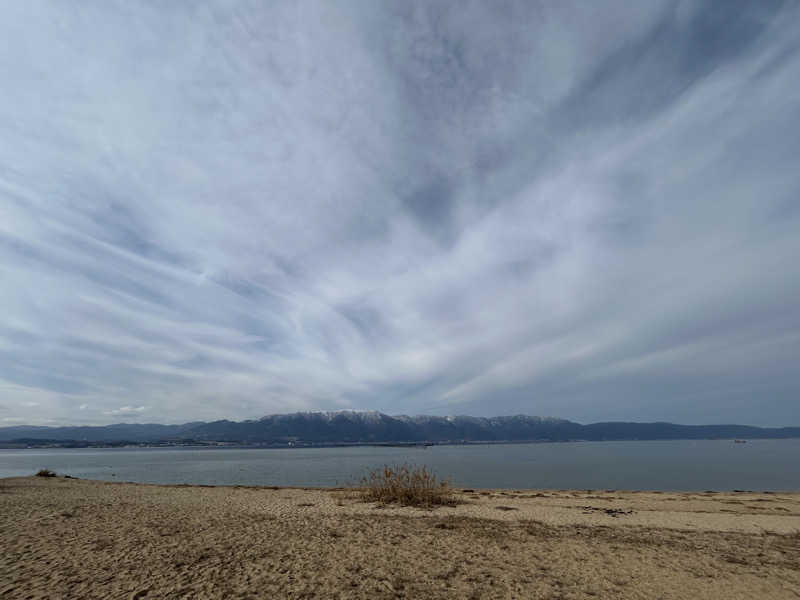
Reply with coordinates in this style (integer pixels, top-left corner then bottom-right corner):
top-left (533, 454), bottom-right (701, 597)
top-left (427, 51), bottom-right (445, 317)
top-left (734, 439), bottom-right (747, 443)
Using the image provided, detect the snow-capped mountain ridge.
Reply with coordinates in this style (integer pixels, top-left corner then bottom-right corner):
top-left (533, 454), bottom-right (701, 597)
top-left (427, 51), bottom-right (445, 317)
top-left (3, 413), bottom-right (799, 444)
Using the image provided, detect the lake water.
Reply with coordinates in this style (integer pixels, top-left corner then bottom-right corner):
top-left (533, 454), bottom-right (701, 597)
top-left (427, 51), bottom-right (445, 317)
top-left (1, 439), bottom-right (798, 491)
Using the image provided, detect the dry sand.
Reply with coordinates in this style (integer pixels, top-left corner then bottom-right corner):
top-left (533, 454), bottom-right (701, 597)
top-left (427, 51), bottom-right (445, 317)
top-left (1, 476), bottom-right (799, 599)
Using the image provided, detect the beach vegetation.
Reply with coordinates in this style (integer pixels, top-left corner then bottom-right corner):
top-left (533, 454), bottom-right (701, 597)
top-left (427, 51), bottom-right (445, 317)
top-left (35, 468), bottom-right (57, 477)
top-left (359, 464), bottom-right (458, 507)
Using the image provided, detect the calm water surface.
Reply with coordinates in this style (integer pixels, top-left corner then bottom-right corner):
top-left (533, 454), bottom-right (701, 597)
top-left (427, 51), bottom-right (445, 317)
top-left (1, 439), bottom-right (798, 491)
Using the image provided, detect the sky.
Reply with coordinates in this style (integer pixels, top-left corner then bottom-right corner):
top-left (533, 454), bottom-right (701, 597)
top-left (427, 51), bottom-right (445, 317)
top-left (1, 1), bottom-right (799, 427)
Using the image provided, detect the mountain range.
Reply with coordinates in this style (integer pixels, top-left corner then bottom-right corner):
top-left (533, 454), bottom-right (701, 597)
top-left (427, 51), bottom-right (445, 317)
top-left (1, 411), bottom-right (799, 446)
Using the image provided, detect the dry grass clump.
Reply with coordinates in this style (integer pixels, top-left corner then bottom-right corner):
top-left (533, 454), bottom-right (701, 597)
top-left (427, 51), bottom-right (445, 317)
top-left (35, 469), bottom-right (56, 477)
top-left (359, 464), bottom-right (458, 507)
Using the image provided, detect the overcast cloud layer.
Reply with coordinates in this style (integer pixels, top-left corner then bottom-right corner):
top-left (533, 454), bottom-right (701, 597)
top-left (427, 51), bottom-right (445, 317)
top-left (1, 1), bottom-right (799, 426)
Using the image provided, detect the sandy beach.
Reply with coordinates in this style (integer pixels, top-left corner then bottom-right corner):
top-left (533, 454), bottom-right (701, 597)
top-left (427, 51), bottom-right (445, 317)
top-left (1, 476), bottom-right (799, 599)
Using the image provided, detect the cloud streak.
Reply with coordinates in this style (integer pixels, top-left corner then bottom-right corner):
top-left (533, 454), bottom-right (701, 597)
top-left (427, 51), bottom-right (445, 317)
top-left (1, 1), bottom-right (798, 426)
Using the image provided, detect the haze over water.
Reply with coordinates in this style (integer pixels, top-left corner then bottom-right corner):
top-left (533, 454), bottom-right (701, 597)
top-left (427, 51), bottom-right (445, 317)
top-left (2, 439), bottom-right (798, 492)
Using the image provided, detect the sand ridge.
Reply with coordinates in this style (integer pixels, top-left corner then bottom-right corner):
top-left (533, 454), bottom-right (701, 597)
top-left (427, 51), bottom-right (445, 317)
top-left (1, 476), bottom-right (799, 599)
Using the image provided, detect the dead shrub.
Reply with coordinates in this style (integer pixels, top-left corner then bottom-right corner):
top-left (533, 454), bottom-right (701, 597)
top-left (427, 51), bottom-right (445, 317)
top-left (35, 469), bottom-right (56, 477)
top-left (359, 464), bottom-right (458, 507)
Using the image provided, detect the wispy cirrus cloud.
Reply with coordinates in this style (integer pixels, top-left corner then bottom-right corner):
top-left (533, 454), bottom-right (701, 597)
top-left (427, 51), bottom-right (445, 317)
top-left (0, 1), bottom-right (798, 426)
top-left (103, 406), bottom-right (148, 416)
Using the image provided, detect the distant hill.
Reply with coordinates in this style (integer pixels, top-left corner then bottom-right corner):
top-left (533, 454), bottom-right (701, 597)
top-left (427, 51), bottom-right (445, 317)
top-left (1, 411), bottom-right (799, 445)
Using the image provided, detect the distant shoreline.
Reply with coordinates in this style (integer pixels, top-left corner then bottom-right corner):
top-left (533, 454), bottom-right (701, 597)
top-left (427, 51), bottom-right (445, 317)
top-left (3, 413), bottom-right (798, 450)
top-left (1, 435), bottom-right (795, 450)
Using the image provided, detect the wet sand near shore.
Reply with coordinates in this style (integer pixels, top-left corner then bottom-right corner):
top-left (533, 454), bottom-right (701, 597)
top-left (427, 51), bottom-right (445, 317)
top-left (1, 476), bottom-right (799, 599)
